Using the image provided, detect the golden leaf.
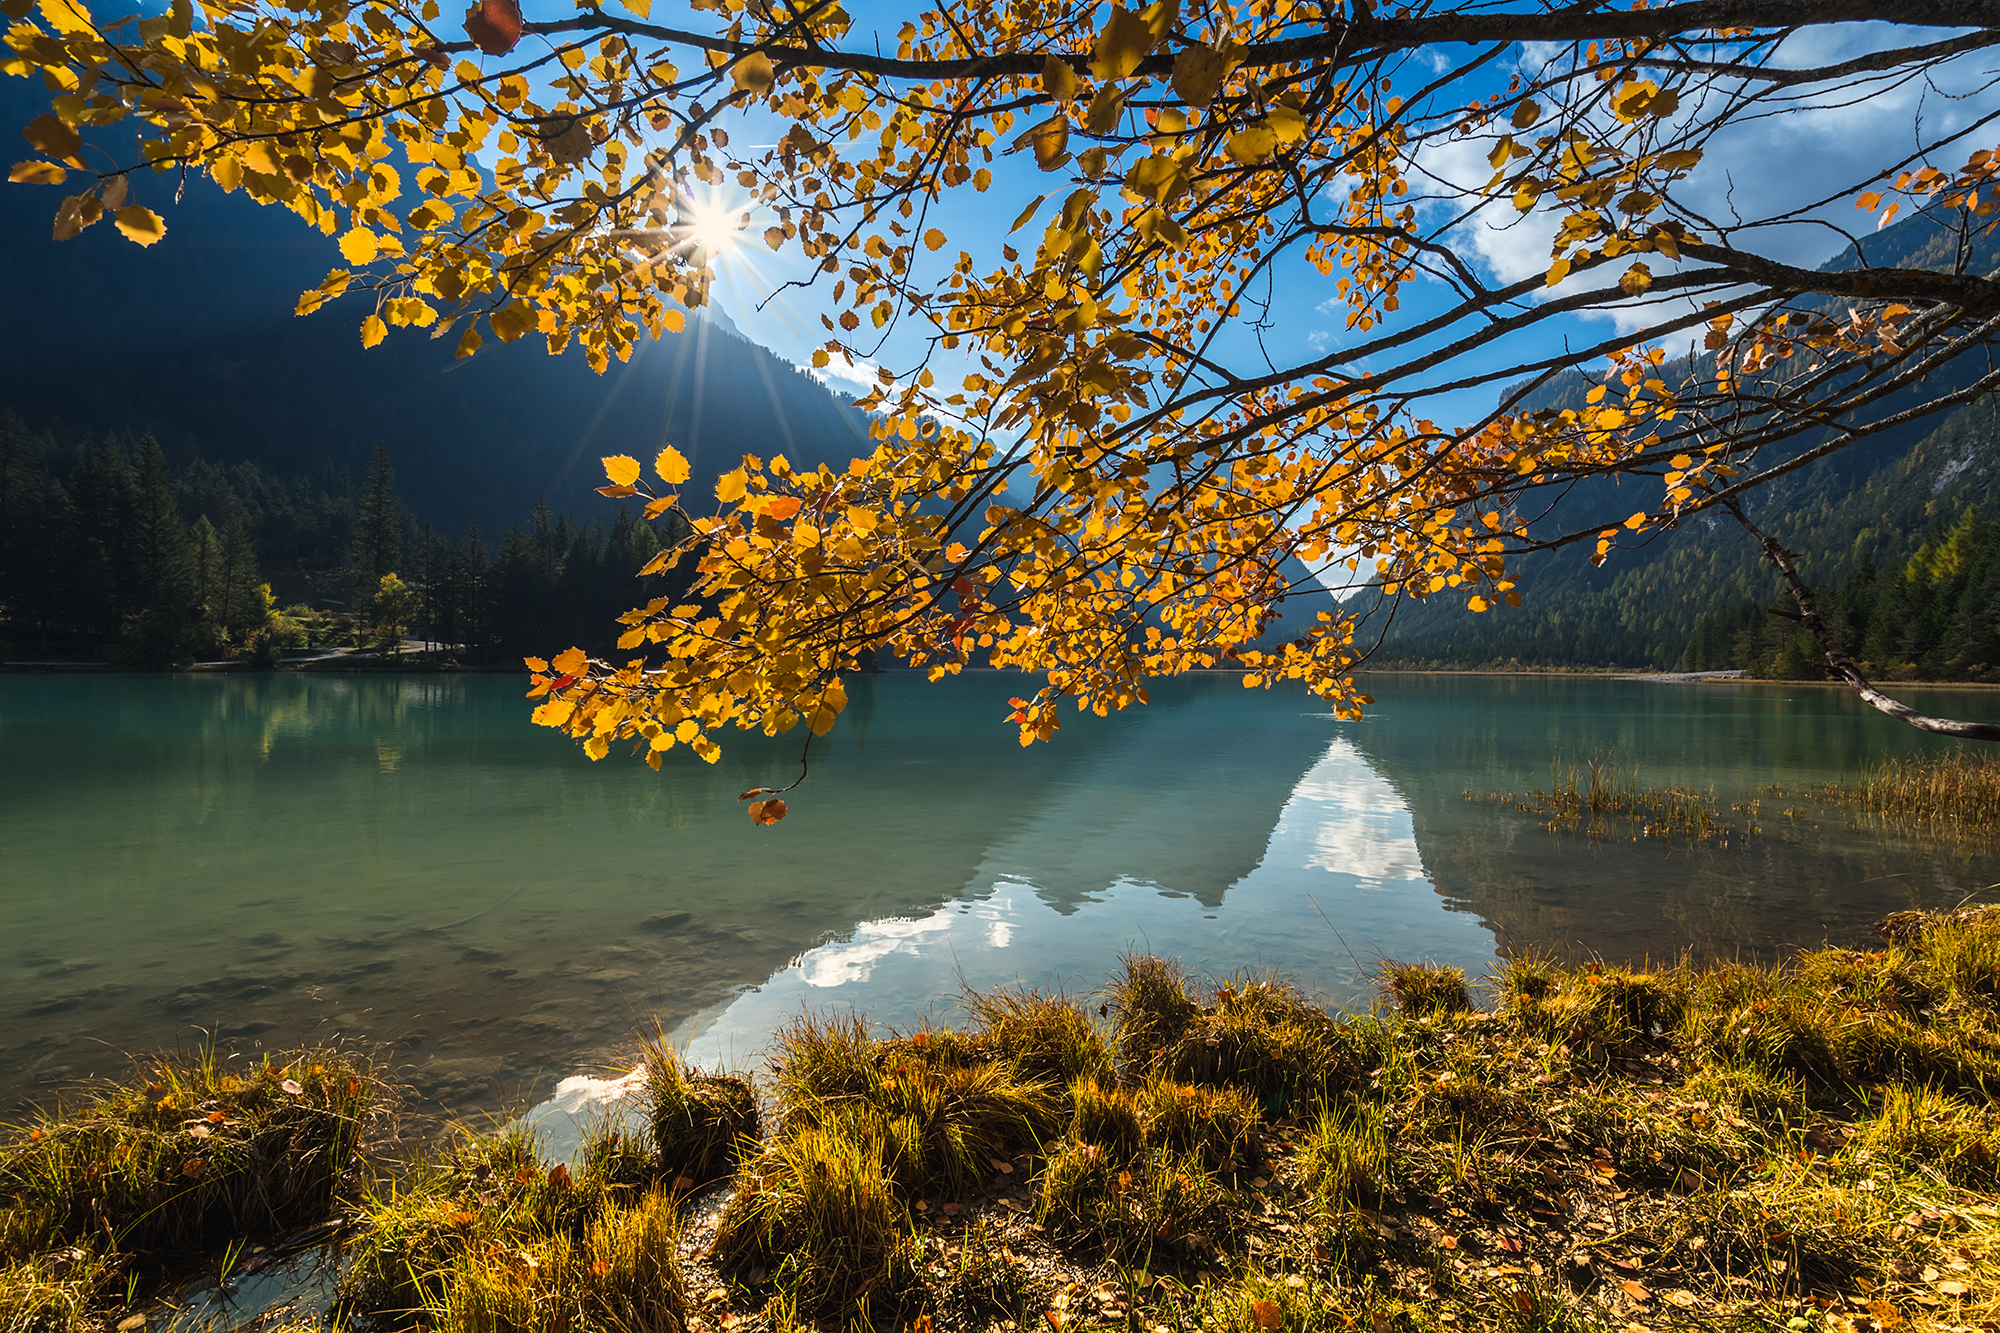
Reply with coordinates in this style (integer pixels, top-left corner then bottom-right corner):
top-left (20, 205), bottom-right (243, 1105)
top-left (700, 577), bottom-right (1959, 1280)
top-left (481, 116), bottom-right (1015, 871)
top-left (655, 446), bottom-right (691, 484)
top-left (1089, 5), bottom-right (1157, 80)
top-left (338, 229), bottom-right (378, 265)
top-left (1225, 125), bottom-right (1277, 163)
top-left (732, 51), bottom-right (776, 94)
top-left (1042, 53), bottom-right (1078, 102)
top-left (9, 160), bottom-right (65, 185)
top-left (1171, 45), bottom-right (1229, 108)
top-left (360, 314), bottom-right (387, 347)
top-left (603, 455), bottom-right (642, 487)
top-left (111, 204), bottom-right (162, 245)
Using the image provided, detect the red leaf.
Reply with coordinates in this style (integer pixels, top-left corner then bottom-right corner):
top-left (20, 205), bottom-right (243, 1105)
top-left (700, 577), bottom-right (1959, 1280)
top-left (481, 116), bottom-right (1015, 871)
top-left (551, 674), bottom-right (577, 690)
top-left (462, 0), bottom-right (523, 55)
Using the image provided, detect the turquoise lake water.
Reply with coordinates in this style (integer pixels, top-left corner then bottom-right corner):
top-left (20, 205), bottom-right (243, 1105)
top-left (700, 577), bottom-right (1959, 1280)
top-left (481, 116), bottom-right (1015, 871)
top-left (4, 671), bottom-right (1999, 1116)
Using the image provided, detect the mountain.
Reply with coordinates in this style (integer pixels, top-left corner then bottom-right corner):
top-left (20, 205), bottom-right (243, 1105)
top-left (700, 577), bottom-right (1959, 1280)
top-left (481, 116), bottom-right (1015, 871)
top-left (0, 85), bottom-right (872, 537)
top-left (1367, 211), bottom-right (2000, 671)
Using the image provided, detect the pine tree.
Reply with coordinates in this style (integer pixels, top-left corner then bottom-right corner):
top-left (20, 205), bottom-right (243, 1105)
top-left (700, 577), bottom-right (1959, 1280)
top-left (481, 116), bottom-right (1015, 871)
top-left (350, 442), bottom-right (402, 597)
top-left (122, 435), bottom-right (203, 667)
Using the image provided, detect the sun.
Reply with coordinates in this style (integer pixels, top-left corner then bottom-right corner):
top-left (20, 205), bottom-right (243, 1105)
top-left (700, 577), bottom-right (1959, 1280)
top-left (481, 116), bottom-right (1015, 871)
top-left (682, 194), bottom-right (740, 257)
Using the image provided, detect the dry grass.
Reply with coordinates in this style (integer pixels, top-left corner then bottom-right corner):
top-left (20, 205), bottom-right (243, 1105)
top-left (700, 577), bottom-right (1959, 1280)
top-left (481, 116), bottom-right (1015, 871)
top-left (0, 1043), bottom-right (390, 1332)
top-left (639, 1026), bottom-right (760, 1187)
top-left (30, 913), bottom-right (2000, 1333)
top-left (339, 1120), bottom-right (689, 1333)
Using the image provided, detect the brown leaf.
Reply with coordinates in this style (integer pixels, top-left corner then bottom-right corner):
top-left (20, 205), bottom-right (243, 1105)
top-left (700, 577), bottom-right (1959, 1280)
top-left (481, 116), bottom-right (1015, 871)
top-left (1867, 1299), bottom-right (1903, 1329)
top-left (748, 799), bottom-right (788, 825)
top-left (1250, 1301), bottom-right (1283, 1331)
top-left (22, 114), bottom-right (81, 166)
top-left (1619, 1280), bottom-right (1650, 1303)
top-left (461, 0), bottom-right (523, 55)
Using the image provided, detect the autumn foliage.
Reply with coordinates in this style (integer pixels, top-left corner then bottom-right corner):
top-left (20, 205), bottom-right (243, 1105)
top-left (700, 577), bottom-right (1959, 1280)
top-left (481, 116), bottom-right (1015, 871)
top-left (10, 0), bottom-right (2000, 795)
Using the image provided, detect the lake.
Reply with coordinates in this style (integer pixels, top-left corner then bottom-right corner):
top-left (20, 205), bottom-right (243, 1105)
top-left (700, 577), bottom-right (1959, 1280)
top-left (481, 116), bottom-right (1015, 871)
top-left (4, 670), bottom-right (1999, 1118)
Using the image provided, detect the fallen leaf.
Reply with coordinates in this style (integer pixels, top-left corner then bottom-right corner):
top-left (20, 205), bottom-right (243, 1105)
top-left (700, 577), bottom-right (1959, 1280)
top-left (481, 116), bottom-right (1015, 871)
top-left (1938, 1281), bottom-right (1969, 1296)
top-left (1251, 1299), bottom-right (1283, 1330)
top-left (281, 1078), bottom-right (304, 1095)
top-left (1620, 1280), bottom-right (1650, 1303)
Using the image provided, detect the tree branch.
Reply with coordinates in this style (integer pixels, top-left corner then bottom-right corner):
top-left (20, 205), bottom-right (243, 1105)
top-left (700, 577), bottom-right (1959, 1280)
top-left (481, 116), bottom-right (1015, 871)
top-left (525, 0), bottom-right (2000, 82)
top-left (1679, 241), bottom-right (2000, 312)
top-left (1726, 497), bottom-right (2000, 742)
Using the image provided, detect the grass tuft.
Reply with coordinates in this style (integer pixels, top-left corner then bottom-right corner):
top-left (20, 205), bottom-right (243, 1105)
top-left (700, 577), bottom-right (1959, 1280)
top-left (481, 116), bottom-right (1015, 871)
top-left (1381, 962), bottom-right (1472, 1018)
top-left (637, 1027), bottom-right (758, 1186)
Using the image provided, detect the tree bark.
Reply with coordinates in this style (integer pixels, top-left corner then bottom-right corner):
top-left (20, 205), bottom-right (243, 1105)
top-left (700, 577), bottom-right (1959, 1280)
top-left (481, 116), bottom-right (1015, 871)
top-left (1728, 499), bottom-right (2000, 741)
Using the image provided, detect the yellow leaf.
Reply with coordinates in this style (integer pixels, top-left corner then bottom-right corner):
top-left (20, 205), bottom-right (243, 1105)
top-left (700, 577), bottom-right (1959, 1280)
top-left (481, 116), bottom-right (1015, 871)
top-left (923, 228), bottom-right (946, 251)
top-left (848, 505), bottom-right (879, 532)
top-left (1510, 99), bottom-right (1539, 128)
top-left (532, 700), bottom-right (575, 726)
top-left (552, 646), bottom-right (588, 674)
top-left (1468, 595), bottom-right (1489, 612)
top-left (716, 468), bottom-right (749, 502)
top-left (35, 0), bottom-right (94, 38)
top-left (1623, 511), bottom-right (1647, 530)
top-left (209, 155), bottom-right (241, 193)
top-left (1042, 53), bottom-right (1078, 102)
top-left (1171, 45), bottom-right (1229, 108)
top-left (456, 328), bottom-right (482, 359)
top-left (583, 735), bottom-right (610, 760)
top-left (9, 160), bottom-right (65, 185)
top-left (618, 0), bottom-right (648, 15)
top-left (1266, 105), bottom-right (1305, 144)
top-left (1226, 125), bottom-right (1277, 163)
top-left (1512, 177), bottom-right (1542, 212)
top-left (1544, 256), bottom-right (1571, 287)
top-left (112, 205), bottom-right (164, 247)
top-left (1619, 262), bottom-right (1654, 295)
top-left (1089, 5), bottom-right (1157, 80)
top-left (1085, 83), bottom-right (1124, 134)
top-left (655, 446), bottom-right (691, 484)
top-left (675, 719), bottom-right (700, 743)
top-left (360, 314), bottom-right (387, 347)
top-left (731, 51), bottom-right (775, 94)
top-left (339, 229), bottom-right (378, 264)
top-left (603, 454), bottom-right (642, 487)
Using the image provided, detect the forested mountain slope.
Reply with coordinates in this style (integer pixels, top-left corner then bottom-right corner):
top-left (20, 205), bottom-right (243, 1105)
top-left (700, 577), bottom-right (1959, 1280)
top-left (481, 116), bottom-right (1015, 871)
top-left (1370, 212), bottom-right (2000, 671)
top-left (0, 83), bottom-right (871, 538)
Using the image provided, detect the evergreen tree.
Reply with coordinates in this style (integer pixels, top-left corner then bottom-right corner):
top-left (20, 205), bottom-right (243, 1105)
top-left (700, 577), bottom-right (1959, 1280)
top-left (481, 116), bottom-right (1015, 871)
top-left (122, 435), bottom-right (203, 667)
top-left (350, 442), bottom-right (402, 598)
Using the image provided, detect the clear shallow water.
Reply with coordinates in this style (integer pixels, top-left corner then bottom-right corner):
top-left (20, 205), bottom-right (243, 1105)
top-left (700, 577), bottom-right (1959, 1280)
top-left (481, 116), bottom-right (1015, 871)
top-left (3, 670), bottom-right (1998, 1116)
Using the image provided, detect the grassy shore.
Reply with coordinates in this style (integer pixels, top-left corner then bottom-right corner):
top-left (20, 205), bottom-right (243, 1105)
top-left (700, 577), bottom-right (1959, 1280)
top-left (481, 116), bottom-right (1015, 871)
top-left (14, 910), bottom-right (2000, 1333)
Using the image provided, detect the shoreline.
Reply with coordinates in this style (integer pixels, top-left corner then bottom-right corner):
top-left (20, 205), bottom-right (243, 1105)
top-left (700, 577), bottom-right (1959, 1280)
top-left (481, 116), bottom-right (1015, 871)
top-left (10, 916), bottom-right (2000, 1333)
